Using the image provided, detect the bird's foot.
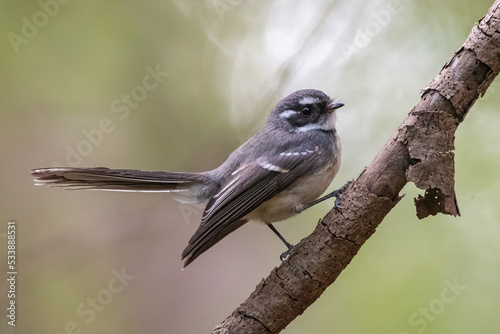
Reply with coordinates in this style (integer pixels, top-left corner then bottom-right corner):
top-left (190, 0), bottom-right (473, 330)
top-left (302, 180), bottom-right (352, 211)
top-left (280, 246), bottom-right (294, 262)
top-left (332, 180), bottom-right (352, 209)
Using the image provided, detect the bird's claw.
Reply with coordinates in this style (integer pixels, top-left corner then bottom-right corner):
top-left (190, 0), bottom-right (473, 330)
top-left (280, 247), bottom-right (294, 262)
top-left (334, 198), bottom-right (344, 209)
top-left (333, 180), bottom-right (352, 209)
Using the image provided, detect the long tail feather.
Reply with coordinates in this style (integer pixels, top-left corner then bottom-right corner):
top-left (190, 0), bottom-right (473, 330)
top-left (31, 167), bottom-right (211, 193)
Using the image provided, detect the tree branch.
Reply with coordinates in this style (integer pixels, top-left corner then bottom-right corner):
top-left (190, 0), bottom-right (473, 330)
top-left (213, 2), bottom-right (500, 333)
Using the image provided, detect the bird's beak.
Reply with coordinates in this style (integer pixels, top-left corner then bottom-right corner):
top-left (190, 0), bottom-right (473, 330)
top-left (328, 102), bottom-right (344, 113)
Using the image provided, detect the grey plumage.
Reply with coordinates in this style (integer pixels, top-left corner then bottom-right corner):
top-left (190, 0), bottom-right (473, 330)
top-left (31, 89), bottom-right (343, 267)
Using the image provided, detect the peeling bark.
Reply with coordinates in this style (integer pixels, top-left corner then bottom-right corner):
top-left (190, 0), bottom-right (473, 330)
top-left (213, 1), bottom-right (500, 333)
top-left (405, 110), bottom-right (459, 218)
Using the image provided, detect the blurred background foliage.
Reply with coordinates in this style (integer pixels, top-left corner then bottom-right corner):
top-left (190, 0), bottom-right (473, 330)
top-left (1, 0), bottom-right (500, 333)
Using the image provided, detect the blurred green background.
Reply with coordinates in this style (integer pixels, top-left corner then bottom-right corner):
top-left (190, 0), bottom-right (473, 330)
top-left (1, 0), bottom-right (500, 333)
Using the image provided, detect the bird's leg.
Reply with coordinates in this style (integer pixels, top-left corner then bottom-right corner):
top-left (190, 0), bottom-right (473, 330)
top-left (267, 224), bottom-right (294, 261)
top-left (302, 180), bottom-right (352, 211)
top-left (269, 181), bottom-right (352, 262)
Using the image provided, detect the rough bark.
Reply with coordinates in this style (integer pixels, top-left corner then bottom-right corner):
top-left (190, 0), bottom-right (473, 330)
top-left (213, 1), bottom-right (500, 333)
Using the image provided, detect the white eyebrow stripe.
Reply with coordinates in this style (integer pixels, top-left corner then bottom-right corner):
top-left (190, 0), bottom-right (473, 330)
top-left (258, 161), bottom-right (289, 173)
top-left (279, 109), bottom-right (297, 118)
top-left (298, 96), bottom-right (320, 105)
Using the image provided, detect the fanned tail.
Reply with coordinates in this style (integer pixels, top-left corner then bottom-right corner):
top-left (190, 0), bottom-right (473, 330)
top-left (31, 167), bottom-right (212, 197)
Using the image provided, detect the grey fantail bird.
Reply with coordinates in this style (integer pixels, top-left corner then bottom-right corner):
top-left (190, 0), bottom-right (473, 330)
top-left (32, 89), bottom-right (347, 267)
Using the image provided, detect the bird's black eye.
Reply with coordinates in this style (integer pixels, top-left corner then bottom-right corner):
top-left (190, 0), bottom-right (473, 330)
top-left (301, 106), bottom-right (312, 116)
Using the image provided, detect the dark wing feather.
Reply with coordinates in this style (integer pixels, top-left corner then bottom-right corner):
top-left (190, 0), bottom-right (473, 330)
top-left (182, 146), bottom-right (322, 266)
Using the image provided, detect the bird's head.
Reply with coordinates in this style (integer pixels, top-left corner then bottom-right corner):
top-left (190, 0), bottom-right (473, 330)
top-left (269, 89), bottom-right (344, 133)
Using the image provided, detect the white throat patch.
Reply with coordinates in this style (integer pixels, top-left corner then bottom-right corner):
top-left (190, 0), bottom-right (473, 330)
top-left (296, 112), bottom-right (337, 133)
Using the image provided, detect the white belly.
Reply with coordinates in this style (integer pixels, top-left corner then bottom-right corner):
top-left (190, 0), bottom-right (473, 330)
top-left (246, 156), bottom-right (340, 223)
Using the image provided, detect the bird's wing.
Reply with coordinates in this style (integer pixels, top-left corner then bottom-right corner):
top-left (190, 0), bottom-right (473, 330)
top-left (182, 145), bottom-right (323, 266)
